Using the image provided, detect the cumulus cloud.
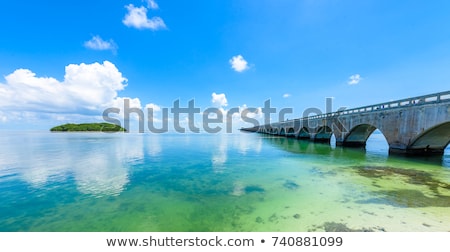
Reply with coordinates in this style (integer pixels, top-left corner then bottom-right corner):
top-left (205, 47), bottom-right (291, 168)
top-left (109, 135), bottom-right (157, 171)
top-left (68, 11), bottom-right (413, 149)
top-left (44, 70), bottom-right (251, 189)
top-left (145, 103), bottom-right (161, 112)
top-left (200, 92), bottom-right (266, 133)
top-left (146, 0), bottom-right (159, 9)
top-left (348, 74), bottom-right (362, 85)
top-left (211, 92), bottom-right (228, 107)
top-left (283, 93), bottom-right (291, 98)
top-left (229, 55), bottom-right (249, 72)
top-left (109, 97), bottom-right (143, 120)
top-left (84, 35), bottom-right (117, 53)
top-left (123, 4), bottom-right (166, 30)
top-left (0, 61), bottom-right (133, 120)
top-left (238, 104), bottom-right (263, 120)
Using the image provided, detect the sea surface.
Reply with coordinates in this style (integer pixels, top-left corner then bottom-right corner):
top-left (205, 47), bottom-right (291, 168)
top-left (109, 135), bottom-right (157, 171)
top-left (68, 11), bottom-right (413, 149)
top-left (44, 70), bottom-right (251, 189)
top-left (0, 131), bottom-right (449, 231)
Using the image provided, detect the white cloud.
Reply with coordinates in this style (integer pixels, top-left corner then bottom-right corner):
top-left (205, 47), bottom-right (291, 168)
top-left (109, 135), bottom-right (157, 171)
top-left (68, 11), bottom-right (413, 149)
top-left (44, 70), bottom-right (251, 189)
top-left (229, 55), bottom-right (249, 72)
top-left (211, 92), bottom-right (228, 107)
top-left (283, 93), bottom-right (291, 98)
top-left (109, 97), bottom-right (143, 120)
top-left (145, 103), bottom-right (161, 112)
top-left (123, 4), bottom-right (166, 30)
top-left (144, 103), bottom-right (164, 124)
top-left (208, 92), bottom-right (265, 132)
top-left (0, 61), bottom-right (136, 121)
top-left (238, 104), bottom-right (263, 120)
top-left (146, 0), bottom-right (159, 9)
top-left (0, 111), bottom-right (7, 122)
top-left (348, 74), bottom-right (362, 85)
top-left (84, 35), bottom-right (117, 53)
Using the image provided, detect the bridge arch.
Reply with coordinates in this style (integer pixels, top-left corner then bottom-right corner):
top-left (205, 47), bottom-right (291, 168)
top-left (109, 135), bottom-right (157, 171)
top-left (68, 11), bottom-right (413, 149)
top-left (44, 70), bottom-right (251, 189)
top-left (343, 124), bottom-right (378, 147)
top-left (407, 121), bottom-right (450, 154)
top-left (280, 128), bottom-right (286, 136)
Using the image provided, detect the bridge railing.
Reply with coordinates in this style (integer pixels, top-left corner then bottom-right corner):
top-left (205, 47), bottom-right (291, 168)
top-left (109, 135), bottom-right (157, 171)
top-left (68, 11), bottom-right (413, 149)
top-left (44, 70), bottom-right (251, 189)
top-left (284, 90), bottom-right (450, 124)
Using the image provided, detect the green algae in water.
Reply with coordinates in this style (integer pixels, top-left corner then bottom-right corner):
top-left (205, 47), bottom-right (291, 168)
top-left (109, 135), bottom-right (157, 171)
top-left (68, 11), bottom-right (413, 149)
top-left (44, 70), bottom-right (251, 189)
top-left (357, 189), bottom-right (450, 208)
top-left (354, 165), bottom-right (450, 192)
top-left (321, 222), bottom-right (374, 232)
top-left (244, 185), bottom-right (265, 193)
top-left (352, 165), bottom-right (450, 208)
top-left (283, 180), bottom-right (300, 190)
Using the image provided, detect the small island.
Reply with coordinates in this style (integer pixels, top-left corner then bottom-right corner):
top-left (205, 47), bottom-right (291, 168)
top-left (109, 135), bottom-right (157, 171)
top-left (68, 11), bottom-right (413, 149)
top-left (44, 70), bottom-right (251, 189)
top-left (50, 123), bottom-right (126, 132)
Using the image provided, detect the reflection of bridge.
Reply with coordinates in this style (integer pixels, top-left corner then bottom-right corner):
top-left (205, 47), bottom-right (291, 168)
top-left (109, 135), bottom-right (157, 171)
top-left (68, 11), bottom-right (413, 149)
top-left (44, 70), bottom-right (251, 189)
top-left (242, 91), bottom-right (450, 156)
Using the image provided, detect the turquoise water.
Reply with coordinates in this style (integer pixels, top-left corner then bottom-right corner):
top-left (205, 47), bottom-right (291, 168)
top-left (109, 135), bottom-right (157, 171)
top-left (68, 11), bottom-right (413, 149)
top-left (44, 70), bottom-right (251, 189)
top-left (0, 131), bottom-right (449, 231)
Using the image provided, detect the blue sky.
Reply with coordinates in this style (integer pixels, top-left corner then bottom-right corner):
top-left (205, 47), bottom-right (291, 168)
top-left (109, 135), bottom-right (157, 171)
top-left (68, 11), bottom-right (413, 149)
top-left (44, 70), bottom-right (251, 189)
top-left (1, 0), bottom-right (450, 131)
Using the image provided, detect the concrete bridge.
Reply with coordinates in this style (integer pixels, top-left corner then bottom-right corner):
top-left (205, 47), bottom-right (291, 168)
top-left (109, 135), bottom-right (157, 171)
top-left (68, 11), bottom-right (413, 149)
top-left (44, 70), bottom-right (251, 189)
top-left (242, 91), bottom-right (450, 156)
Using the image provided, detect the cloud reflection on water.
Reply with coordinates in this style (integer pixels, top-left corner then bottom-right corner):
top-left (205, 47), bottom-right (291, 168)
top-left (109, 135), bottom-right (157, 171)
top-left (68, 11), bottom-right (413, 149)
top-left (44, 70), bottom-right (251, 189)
top-left (0, 133), bottom-right (144, 197)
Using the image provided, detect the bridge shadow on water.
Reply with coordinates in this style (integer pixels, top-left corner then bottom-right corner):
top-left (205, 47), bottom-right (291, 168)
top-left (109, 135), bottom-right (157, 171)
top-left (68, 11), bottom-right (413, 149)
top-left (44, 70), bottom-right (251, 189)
top-left (260, 132), bottom-right (450, 168)
top-left (260, 135), bottom-right (377, 162)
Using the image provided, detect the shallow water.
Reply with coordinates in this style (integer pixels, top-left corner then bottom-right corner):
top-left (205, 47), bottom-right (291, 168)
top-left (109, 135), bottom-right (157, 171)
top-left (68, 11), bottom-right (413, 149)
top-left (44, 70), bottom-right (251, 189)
top-left (0, 131), bottom-right (449, 231)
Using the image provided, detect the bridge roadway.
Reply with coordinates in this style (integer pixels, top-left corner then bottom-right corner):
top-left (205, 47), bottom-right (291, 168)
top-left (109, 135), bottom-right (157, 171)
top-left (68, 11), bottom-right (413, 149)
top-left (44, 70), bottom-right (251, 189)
top-left (242, 91), bottom-right (450, 156)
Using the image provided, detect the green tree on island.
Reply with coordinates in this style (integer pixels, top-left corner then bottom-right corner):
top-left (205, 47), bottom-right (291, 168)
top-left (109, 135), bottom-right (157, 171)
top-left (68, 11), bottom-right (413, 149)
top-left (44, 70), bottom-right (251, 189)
top-left (50, 123), bottom-right (126, 132)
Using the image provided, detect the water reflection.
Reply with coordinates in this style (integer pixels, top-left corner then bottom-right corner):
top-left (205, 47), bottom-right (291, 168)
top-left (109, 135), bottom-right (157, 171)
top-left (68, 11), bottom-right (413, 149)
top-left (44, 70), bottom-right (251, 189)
top-left (212, 135), bottom-right (228, 172)
top-left (73, 154), bottom-right (129, 197)
top-left (1, 131), bottom-right (449, 231)
top-left (262, 136), bottom-right (335, 156)
top-left (0, 133), bottom-right (70, 187)
top-left (236, 132), bottom-right (262, 154)
top-left (262, 134), bottom-right (450, 168)
top-left (210, 133), bottom-right (263, 172)
top-left (145, 134), bottom-right (162, 157)
top-left (0, 132), bottom-right (270, 196)
top-left (443, 149), bottom-right (450, 168)
top-left (0, 132), bottom-right (145, 197)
